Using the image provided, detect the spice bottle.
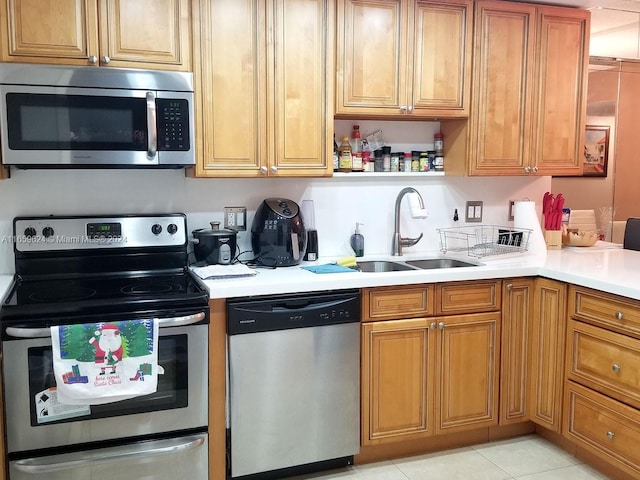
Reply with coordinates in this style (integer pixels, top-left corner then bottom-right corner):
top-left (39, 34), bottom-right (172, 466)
top-left (333, 134), bottom-right (339, 172)
top-left (419, 152), bottom-right (430, 172)
top-left (434, 132), bottom-right (444, 154)
top-left (382, 146), bottom-right (391, 172)
top-left (411, 151), bottom-right (420, 172)
top-left (338, 136), bottom-right (352, 172)
top-left (390, 152), bottom-right (400, 172)
top-left (403, 152), bottom-right (412, 172)
top-left (373, 149), bottom-right (383, 172)
top-left (352, 152), bottom-right (363, 172)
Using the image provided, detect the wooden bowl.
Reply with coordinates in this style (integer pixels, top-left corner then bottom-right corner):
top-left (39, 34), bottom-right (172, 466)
top-left (562, 229), bottom-right (599, 247)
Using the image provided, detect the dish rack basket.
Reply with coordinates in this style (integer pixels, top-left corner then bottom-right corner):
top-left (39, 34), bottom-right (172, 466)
top-left (438, 225), bottom-right (532, 257)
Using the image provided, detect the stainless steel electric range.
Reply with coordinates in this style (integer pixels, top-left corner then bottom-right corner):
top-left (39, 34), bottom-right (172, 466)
top-left (0, 214), bottom-right (210, 480)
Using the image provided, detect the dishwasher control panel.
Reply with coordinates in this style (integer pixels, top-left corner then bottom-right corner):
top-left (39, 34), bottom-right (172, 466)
top-left (227, 290), bottom-right (360, 335)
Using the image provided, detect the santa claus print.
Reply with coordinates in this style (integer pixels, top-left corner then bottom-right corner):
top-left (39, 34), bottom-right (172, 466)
top-left (89, 323), bottom-right (124, 375)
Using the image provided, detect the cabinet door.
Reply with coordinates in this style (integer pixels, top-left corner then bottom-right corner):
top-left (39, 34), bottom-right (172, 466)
top-left (410, 0), bottom-right (472, 117)
top-left (500, 279), bottom-right (533, 425)
top-left (193, 0), bottom-right (267, 177)
top-left (361, 318), bottom-right (436, 445)
top-left (0, 0), bottom-right (99, 65)
top-left (270, 0), bottom-right (333, 176)
top-left (531, 6), bottom-right (589, 175)
top-left (98, 0), bottom-right (191, 70)
top-left (436, 312), bottom-right (500, 434)
top-left (529, 278), bottom-right (567, 432)
top-left (336, 0), bottom-right (409, 116)
top-left (469, 1), bottom-right (536, 175)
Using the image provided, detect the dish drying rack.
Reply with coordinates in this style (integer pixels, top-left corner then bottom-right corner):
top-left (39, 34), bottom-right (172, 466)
top-left (438, 225), bottom-right (532, 257)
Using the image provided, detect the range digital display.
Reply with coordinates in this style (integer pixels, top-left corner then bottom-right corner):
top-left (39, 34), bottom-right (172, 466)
top-left (86, 222), bottom-right (122, 239)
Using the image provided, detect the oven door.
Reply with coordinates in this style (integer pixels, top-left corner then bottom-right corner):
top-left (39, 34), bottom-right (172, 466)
top-left (2, 312), bottom-right (208, 455)
top-left (10, 433), bottom-right (208, 480)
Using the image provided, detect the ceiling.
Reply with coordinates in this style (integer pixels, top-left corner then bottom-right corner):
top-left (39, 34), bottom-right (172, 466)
top-left (509, 0), bottom-right (640, 58)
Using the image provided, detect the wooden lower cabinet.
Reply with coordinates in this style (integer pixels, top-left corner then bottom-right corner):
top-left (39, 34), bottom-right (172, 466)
top-left (361, 309), bottom-right (500, 445)
top-left (361, 318), bottom-right (436, 444)
top-left (500, 278), bottom-right (534, 425)
top-left (436, 312), bottom-right (500, 434)
top-left (529, 278), bottom-right (567, 432)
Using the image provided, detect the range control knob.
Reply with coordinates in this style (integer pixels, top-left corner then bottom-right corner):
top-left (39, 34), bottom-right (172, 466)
top-left (151, 224), bottom-right (163, 235)
top-left (42, 227), bottom-right (54, 238)
top-left (167, 223), bottom-right (178, 235)
top-left (23, 227), bottom-right (37, 238)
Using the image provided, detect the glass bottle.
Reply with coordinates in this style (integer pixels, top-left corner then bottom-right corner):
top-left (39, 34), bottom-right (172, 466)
top-left (351, 125), bottom-right (361, 154)
top-left (338, 136), bottom-right (353, 172)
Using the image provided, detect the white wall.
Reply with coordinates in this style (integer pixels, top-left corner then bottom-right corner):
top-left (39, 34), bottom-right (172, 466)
top-left (0, 167), bottom-right (551, 272)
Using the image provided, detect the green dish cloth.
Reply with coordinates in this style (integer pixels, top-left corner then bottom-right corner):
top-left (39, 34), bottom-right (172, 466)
top-left (302, 264), bottom-right (356, 274)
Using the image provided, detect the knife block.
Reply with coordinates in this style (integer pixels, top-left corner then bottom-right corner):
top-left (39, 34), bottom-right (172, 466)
top-left (543, 229), bottom-right (562, 250)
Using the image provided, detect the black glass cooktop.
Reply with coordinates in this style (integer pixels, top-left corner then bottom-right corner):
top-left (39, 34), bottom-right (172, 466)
top-left (1, 270), bottom-right (209, 321)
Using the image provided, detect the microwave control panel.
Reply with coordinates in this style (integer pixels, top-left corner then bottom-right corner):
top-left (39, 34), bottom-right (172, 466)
top-left (157, 99), bottom-right (190, 151)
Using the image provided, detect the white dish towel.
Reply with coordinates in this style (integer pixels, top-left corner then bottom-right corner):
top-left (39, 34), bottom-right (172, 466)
top-left (51, 319), bottom-right (160, 405)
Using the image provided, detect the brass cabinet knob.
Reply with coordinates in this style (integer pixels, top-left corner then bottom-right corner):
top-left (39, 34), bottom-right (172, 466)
top-left (615, 311), bottom-right (623, 320)
top-left (260, 166), bottom-right (268, 174)
top-left (612, 363), bottom-right (621, 373)
top-left (606, 431), bottom-right (615, 440)
top-left (88, 55), bottom-right (98, 64)
top-left (101, 55), bottom-right (111, 64)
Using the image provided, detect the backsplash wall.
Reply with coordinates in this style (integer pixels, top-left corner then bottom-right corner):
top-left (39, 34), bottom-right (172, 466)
top-left (0, 169), bottom-right (550, 273)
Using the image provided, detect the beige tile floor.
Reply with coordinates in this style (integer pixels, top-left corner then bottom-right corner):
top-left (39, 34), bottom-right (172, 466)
top-left (292, 434), bottom-right (611, 480)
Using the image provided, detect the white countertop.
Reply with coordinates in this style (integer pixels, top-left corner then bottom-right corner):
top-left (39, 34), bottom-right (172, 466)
top-left (198, 242), bottom-right (640, 301)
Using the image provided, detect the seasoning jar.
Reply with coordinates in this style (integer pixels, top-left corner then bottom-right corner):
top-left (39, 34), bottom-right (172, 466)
top-left (362, 151), bottom-right (373, 172)
top-left (373, 149), bottom-right (383, 172)
top-left (352, 152), bottom-right (363, 172)
top-left (419, 152), bottom-right (430, 172)
top-left (382, 146), bottom-right (391, 172)
top-left (434, 132), bottom-right (444, 155)
top-left (390, 152), bottom-right (400, 172)
top-left (434, 154), bottom-right (444, 172)
top-left (403, 152), bottom-right (412, 172)
top-left (411, 151), bottom-right (420, 172)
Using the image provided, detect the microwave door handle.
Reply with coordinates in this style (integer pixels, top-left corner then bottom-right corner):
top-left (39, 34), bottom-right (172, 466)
top-left (4, 312), bottom-right (206, 338)
top-left (146, 91), bottom-right (158, 160)
top-left (12, 433), bottom-right (206, 473)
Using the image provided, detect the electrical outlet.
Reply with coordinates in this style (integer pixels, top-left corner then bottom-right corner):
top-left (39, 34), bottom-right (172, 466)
top-left (465, 201), bottom-right (483, 223)
top-left (508, 201), bottom-right (515, 221)
top-left (224, 207), bottom-right (247, 231)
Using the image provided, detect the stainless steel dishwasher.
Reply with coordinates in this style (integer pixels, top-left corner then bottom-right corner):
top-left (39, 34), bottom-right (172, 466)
top-left (227, 289), bottom-right (360, 479)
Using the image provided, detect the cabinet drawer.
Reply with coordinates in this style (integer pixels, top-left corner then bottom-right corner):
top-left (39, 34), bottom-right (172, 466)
top-left (570, 286), bottom-right (640, 339)
top-left (435, 280), bottom-right (501, 315)
top-left (362, 285), bottom-right (434, 322)
top-left (565, 382), bottom-right (640, 477)
top-left (567, 320), bottom-right (640, 409)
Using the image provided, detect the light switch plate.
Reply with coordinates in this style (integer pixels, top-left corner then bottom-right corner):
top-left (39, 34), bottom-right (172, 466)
top-left (465, 201), bottom-right (483, 223)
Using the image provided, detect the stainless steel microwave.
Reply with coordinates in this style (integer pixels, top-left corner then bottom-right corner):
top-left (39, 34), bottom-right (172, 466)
top-left (0, 63), bottom-right (194, 168)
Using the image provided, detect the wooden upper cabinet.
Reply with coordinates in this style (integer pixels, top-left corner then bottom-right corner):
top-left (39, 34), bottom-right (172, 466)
top-left (0, 0), bottom-right (191, 70)
top-left (469, 1), bottom-right (588, 176)
top-left (532, 7), bottom-right (589, 175)
top-left (193, 0), bottom-right (333, 178)
top-left (335, 0), bottom-right (471, 118)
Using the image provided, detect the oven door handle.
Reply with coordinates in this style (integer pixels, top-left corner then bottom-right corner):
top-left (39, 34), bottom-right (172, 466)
top-left (5, 312), bottom-right (206, 339)
top-left (12, 433), bottom-right (206, 473)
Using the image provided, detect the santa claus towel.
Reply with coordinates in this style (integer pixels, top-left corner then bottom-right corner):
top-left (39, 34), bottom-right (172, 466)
top-left (50, 319), bottom-right (160, 405)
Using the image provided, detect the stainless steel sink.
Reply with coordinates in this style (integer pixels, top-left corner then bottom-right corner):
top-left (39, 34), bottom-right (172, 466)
top-left (357, 261), bottom-right (417, 272)
top-left (405, 258), bottom-right (480, 269)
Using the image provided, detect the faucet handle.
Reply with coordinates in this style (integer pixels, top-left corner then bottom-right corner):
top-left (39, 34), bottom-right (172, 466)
top-left (401, 232), bottom-right (424, 248)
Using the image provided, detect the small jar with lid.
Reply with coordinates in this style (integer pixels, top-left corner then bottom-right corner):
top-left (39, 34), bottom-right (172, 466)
top-left (390, 152), bottom-right (400, 172)
top-left (362, 151), bottom-right (373, 172)
top-left (411, 151), bottom-right (420, 172)
top-left (373, 149), bottom-right (383, 172)
top-left (381, 146), bottom-right (391, 172)
top-left (419, 152), bottom-right (430, 172)
top-left (352, 152), bottom-right (364, 172)
top-left (434, 132), bottom-right (444, 154)
top-left (403, 152), bottom-right (412, 172)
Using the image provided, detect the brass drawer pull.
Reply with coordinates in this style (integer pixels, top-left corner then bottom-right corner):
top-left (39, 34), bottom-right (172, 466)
top-left (612, 364), bottom-right (621, 373)
top-left (607, 431), bottom-right (615, 440)
top-left (615, 311), bottom-right (624, 320)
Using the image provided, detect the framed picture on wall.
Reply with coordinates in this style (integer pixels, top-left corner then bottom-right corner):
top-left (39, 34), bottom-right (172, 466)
top-left (582, 125), bottom-right (610, 177)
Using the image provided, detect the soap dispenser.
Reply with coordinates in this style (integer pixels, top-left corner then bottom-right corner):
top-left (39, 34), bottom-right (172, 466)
top-left (350, 223), bottom-right (365, 257)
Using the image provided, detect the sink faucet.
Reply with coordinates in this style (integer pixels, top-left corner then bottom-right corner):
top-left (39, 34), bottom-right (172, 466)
top-left (392, 187), bottom-right (429, 256)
